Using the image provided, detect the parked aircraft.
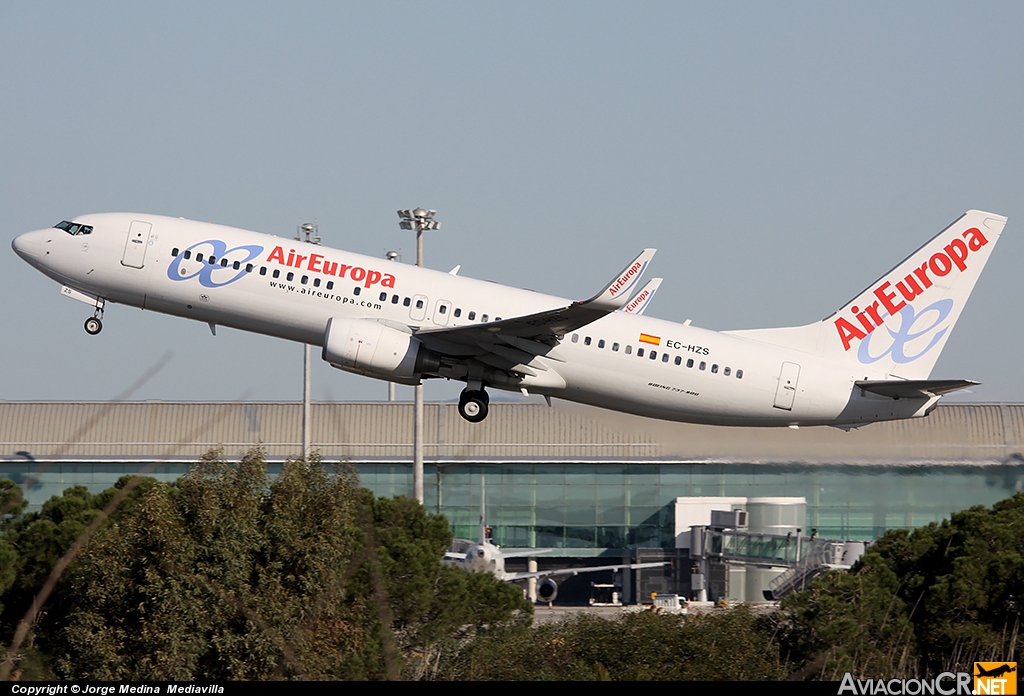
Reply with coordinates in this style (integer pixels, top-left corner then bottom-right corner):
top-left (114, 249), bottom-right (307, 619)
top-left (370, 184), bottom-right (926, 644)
top-left (12, 209), bottom-right (1005, 427)
top-left (442, 479), bottom-right (666, 602)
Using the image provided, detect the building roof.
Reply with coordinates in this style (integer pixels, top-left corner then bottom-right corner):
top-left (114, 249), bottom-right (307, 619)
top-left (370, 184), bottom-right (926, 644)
top-left (1, 401), bottom-right (1022, 466)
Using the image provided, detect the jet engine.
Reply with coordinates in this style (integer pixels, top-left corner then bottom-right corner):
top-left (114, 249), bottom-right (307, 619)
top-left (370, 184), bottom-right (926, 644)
top-left (322, 317), bottom-right (439, 384)
top-left (537, 577), bottom-right (558, 603)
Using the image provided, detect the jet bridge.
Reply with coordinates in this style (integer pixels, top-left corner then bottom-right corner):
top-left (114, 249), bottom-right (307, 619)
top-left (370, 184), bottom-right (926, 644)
top-left (678, 497), bottom-right (865, 603)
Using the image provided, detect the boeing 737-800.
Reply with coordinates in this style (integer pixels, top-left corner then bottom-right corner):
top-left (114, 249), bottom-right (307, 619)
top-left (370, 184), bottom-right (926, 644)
top-left (11, 210), bottom-right (1005, 427)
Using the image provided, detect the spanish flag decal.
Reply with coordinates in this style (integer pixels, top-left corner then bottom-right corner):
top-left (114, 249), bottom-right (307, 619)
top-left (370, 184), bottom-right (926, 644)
top-left (639, 333), bottom-right (661, 346)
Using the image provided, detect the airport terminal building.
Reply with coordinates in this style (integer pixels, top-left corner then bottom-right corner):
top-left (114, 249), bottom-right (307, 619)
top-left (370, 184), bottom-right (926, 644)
top-left (3, 400), bottom-right (1023, 602)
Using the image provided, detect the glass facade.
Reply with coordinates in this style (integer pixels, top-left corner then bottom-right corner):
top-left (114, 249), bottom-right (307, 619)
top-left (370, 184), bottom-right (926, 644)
top-left (360, 461), bottom-right (1024, 548)
top-left (5, 460), bottom-right (1023, 550)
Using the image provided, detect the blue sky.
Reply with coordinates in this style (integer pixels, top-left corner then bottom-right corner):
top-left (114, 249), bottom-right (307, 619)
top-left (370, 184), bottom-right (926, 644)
top-left (3, 2), bottom-right (1023, 404)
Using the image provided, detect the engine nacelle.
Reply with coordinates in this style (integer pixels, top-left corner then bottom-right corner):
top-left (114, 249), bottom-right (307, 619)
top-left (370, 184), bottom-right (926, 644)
top-left (537, 577), bottom-right (558, 603)
top-left (322, 317), bottom-right (435, 384)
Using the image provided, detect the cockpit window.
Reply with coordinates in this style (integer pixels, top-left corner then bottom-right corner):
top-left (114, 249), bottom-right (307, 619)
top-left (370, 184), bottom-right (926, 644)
top-left (54, 220), bottom-right (92, 236)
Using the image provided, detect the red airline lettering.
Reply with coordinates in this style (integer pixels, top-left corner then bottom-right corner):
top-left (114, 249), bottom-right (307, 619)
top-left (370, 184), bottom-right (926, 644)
top-left (834, 228), bottom-right (987, 351)
top-left (264, 246), bottom-right (397, 289)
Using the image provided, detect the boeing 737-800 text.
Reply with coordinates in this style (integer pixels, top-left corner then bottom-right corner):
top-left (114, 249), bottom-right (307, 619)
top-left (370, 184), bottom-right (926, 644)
top-left (12, 210), bottom-right (1005, 427)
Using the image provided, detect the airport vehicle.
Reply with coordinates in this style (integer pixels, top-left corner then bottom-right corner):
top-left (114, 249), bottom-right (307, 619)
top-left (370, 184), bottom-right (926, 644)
top-left (12, 209), bottom-right (1005, 426)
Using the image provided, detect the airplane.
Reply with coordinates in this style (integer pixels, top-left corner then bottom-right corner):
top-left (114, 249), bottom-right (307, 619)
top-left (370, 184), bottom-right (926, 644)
top-left (11, 209), bottom-right (1005, 427)
top-left (442, 479), bottom-right (667, 602)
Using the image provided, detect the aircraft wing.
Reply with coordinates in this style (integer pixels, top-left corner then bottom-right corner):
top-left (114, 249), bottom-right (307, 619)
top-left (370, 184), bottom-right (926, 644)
top-left (504, 561), bottom-right (668, 582)
top-left (855, 379), bottom-right (978, 399)
top-left (414, 249), bottom-right (656, 355)
top-left (500, 548), bottom-right (553, 559)
top-left (621, 278), bottom-right (662, 315)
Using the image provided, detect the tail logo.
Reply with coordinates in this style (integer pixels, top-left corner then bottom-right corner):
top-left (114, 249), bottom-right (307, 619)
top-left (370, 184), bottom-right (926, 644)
top-left (835, 226), bottom-right (988, 351)
top-left (857, 298), bottom-right (953, 365)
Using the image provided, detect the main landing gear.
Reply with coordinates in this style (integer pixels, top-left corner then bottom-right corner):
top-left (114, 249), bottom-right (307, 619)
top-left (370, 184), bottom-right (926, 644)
top-left (458, 388), bottom-right (489, 423)
top-left (84, 306), bottom-right (104, 335)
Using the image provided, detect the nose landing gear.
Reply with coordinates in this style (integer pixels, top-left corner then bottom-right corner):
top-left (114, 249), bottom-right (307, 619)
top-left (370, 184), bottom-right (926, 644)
top-left (84, 305), bottom-right (104, 335)
top-left (458, 388), bottom-right (490, 423)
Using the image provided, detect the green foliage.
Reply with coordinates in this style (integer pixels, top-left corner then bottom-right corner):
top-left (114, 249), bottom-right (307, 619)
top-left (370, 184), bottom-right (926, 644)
top-left (436, 607), bottom-right (788, 681)
top-left (22, 449), bottom-right (528, 681)
top-left (783, 493), bottom-right (1024, 678)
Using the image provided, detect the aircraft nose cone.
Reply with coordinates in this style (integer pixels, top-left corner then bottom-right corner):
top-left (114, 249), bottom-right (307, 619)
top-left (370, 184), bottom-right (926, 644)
top-left (12, 231), bottom-right (40, 262)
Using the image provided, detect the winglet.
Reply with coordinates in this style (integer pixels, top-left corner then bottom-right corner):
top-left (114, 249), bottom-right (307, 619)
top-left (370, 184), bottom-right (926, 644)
top-left (584, 248), bottom-right (657, 310)
top-left (621, 278), bottom-right (663, 315)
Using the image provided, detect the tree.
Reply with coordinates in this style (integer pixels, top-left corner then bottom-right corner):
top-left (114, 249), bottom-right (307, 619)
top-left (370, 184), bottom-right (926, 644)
top-left (34, 448), bottom-right (528, 680)
top-left (782, 493), bottom-right (1024, 678)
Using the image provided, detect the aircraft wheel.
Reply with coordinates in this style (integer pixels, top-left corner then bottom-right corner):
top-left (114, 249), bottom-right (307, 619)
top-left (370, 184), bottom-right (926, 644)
top-left (458, 390), bottom-right (489, 423)
top-left (84, 317), bottom-right (103, 335)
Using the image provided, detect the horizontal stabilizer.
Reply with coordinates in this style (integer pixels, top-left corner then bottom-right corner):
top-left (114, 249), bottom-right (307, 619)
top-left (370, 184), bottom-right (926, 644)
top-left (855, 379), bottom-right (978, 399)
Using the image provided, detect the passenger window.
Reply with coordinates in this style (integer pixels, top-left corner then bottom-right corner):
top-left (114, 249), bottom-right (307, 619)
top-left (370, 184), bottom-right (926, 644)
top-left (687, 359), bottom-right (694, 368)
top-left (208, 256), bottom-right (216, 265)
top-left (572, 334), bottom-right (579, 343)
top-left (233, 260), bottom-right (240, 270)
top-left (612, 342), bottom-right (619, 352)
top-left (196, 253), bottom-right (203, 262)
top-left (638, 348), bottom-right (645, 358)
top-left (699, 361), bottom-right (706, 371)
top-left (650, 351), bottom-right (657, 360)
top-left (221, 258), bottom-right (229, 267)
top-left (404, 297), bottom-right (411, 307)
top-left (736, 369), bottom-right (743, 379)
top-left (711, 364), bottom-right (719, 374)
top-left (724, 367), bottom-right (731, 376)
top-left (273, 269), bottom-right (280, 279)
top-left (468, 311), bottom-right (476, 320)
top-left (454, 307), bottom-right (461, 316)
top-left (584, 337), bottom-right (592, 346)
top-left (598, 339), bottom-right (605, 349)
top-left (675, 356), bottom-right (681, 365)
top-left (184, 250), bottom-right (192, 259)
top-left (354, 287), bottom-right (361, 296)
top-left (326, 281), bottom-right (334, 290)
top-left (416, 299), bottom-right (424, 309)
top-left (662, 353), bottom-right (669, 362)
top-left (301, 275), bottom-right (308, 285)
top-left (439, 305), bottom-right (447, 314)
top-left (314, 277), bottom-right (321, 287)
top-left (481, 314), bottom-right (489, 322)
top-left (259, 267), bottom-right (267, 276)
top-left (286, 272), bottom-right (294, 281)
top-left (625, 345), bottom-right (632, 355)
top-left (172, 247), bottom-right (179, 256)
top-left (393, 295), bottom-right (400, 305)
top-left (495, 317), bottom-right (501, 321)
top-left (380, 292), bottom-right (387, 301)
top-left (246, 263), bottom-right (254, 272)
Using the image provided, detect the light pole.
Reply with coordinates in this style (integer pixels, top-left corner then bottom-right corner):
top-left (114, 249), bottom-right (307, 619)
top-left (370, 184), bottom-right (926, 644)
top-left (397, 208), bottom-right (440, 504)
top-left (384, 250), bottom-right (401, 402)
top-left (296, 222), bottom-right (321, 459)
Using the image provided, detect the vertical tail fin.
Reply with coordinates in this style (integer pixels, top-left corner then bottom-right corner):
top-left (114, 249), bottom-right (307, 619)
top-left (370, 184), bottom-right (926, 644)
top-left (727, 211), bottom-right (1006, 379)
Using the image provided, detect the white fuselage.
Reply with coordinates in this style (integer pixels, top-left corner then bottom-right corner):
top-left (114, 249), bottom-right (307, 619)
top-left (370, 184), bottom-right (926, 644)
top-left (12, 212), bottom-right (944, 427)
